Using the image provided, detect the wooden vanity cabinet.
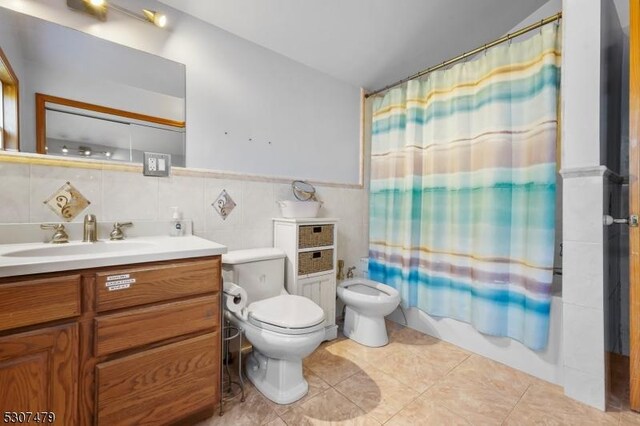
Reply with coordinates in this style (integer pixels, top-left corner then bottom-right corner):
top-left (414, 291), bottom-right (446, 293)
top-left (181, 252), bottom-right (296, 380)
top-left (0, 256), bottom-right (222, 426)
top-left (0, 324), bottom-right (78, 425)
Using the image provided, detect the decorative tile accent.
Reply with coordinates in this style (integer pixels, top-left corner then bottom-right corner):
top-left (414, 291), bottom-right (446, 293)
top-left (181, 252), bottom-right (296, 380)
top-left (43, 181), bottom-right (90, 221)
top-left (212, 189), bottom-right (236, 220)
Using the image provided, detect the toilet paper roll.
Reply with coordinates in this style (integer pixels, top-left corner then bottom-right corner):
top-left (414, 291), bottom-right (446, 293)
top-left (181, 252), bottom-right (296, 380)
top-left (223, 282), bottom-right (248, 314)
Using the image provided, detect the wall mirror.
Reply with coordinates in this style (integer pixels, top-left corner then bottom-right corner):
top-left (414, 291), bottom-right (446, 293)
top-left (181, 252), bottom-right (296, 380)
top-left (37, 94), bottom-right (186, 166)
top-left (0, 6), bottom-right (186, 164)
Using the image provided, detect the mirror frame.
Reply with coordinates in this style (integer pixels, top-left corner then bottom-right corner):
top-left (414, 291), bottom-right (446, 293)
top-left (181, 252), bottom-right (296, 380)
top-left (35, 93), bottom-right (186, 155)
top-left (0, 46), bottom-right (19, 151)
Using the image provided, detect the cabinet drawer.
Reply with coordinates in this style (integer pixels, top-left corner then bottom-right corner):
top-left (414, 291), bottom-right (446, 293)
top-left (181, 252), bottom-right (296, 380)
top-left (298, 249), bottom-right (334, 275)
top-left (298, 224), bottom-right (334, 249)
top-left (94, 295), bottom-right (219, 357)
top-left (96, 332), bottom-right (219, 426)
top-left (94, 258), bottom-right (220, 312)
top-left (0, 275), bottom-right (80, 331)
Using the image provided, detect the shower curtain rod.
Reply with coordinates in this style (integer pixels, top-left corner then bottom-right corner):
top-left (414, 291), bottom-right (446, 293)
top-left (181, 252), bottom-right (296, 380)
top-left (364, 12), bottom-right (562, 98)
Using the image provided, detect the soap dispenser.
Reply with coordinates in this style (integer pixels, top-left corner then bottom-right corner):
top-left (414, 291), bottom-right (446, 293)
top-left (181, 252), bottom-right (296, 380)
top-left (170, 206), bottom-right (184, 237)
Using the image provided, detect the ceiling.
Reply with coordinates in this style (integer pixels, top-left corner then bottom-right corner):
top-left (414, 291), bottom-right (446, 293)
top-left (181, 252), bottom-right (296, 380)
top-left (158, 0), bottom-right (552, 90)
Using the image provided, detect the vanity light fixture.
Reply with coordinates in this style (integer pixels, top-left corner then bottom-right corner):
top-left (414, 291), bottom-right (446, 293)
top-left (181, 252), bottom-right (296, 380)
top-left (68, 0), bottom-right (167, 28)
top-left (142, 9), bottom-right (167, 28)
top-left (67, 0), bottom-right (107, 21)
top-left (108, 3), bottom-right (168, 28)
top-left (78, 146), bottom-right (92, 156)
top-left (104, 151), bottom-right (112, 158)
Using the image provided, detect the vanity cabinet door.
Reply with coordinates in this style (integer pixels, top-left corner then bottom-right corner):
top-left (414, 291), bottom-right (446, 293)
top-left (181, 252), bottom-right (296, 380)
top-left (297, 273), bottom-right (336, 328)
top-left (0, 324), bottom-right (78, 425)
top-left (95, 332), bottom-right (219, 426)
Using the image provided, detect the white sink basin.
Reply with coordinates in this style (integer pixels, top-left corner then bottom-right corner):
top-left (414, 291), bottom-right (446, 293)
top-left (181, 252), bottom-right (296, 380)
top-left (0, 234), bottom-right (227, 278)
top-left (4, 241), bottom-right (156, 258)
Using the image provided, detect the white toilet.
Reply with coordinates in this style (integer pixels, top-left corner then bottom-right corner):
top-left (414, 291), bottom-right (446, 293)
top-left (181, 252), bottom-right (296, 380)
top-left (337, 278), bottom-right (401, 347)
top-left (222, 248), bottom-right (325, 405)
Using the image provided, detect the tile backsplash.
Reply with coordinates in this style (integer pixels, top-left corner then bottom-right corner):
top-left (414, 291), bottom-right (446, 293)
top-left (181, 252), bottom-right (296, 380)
top-left (0, 160), bottom-right (369, 271)
top-left (43, 181), bottom-right (90, 221)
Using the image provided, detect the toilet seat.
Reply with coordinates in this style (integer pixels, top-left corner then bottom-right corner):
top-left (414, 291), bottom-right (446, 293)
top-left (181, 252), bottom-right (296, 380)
top-left (338, 279), bottom-right (399, 300)
top-left (247, 294), bottom-right (325, 335)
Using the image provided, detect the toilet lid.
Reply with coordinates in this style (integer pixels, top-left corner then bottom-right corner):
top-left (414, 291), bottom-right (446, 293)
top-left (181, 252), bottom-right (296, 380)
top-left (248, 295), bottom-right (325, 330)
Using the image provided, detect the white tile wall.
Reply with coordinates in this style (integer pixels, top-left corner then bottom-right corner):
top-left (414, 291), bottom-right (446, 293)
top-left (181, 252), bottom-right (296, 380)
top-left (0, 162), bottom-right (369, 271)
top-left (562, 302), bottom-right (605, 374)
top-left (158, 175), bottom-right (205, 234)
top-left (0, 162), bottom-right (30, 222)
top-left (561, 170), bottom-right (608, 410)
top-left (102, 170), bottom-right (159, 221)
top-left (563, 365), bottom-right (607, 411)
top-left (562, 176), bottom-right (604, 243)
top-left (562, 241), bottom-right (604, 309)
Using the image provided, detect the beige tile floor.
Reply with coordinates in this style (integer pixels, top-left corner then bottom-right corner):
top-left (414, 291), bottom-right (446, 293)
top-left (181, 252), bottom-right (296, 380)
top-left (199, 321), bottom-right (640, 425)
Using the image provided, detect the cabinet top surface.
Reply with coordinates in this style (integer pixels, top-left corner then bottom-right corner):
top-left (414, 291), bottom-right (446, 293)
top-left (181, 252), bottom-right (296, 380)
top-left (272, 218), bottom-right (339, 224)
top-left (0, 235), bottom-right (226, 278)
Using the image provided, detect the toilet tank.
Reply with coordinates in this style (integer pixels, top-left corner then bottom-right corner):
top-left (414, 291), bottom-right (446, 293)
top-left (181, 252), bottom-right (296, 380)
top-left (222, 248), bottom-right (286, 304)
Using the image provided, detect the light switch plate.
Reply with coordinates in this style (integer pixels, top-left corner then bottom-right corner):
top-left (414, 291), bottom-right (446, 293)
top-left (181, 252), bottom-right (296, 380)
top-left (143, 152), bottom-right (171, 177)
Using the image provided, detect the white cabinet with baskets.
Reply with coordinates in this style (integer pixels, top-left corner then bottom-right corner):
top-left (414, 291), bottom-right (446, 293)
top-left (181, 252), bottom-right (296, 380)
top-left (273, 218), bottom-right (338, 341)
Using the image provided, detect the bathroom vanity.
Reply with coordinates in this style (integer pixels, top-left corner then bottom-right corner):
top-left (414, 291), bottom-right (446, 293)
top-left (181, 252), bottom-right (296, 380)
top-left (0, 236), bottom-right (225, 425)
top-left (273, 218), bottom-right (338, 340)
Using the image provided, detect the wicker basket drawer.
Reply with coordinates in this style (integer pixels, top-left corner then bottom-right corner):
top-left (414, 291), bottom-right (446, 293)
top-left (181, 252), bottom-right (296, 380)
top-left (298, 224), bottom-right (334, 249)
top-left (298, 249), bottom-right (334, 275)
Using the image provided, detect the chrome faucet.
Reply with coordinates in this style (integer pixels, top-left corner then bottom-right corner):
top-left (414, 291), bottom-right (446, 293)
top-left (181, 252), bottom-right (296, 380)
top-left (346, 266), bottom-right (356, 279)
top-left (83, 214), bottom-right (98, 242)
top-left (40, 223), bottom-right (69, 244)
top-left (109, 222), bottom-right (133, 240)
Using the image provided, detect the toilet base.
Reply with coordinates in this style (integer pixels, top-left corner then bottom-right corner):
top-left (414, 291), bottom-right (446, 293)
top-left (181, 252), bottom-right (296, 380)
top-left (245, 350), bottom-right (309, 404)
top-left (343, 306), bottom-right (389, 347)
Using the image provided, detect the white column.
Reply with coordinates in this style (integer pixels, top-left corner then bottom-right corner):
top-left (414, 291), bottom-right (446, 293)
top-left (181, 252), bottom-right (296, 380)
top-left (561, 0), bottom-right (623, 410)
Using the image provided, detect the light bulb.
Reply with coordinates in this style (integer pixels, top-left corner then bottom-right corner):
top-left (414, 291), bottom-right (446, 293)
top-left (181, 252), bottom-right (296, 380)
top-left (89, 0), bottom-right (105, 7)
top-left (155, 13), bottom-right (167, 28)
top-left (143, 9), bottom-right (167, 28)
top-left (61, 146), bottom-right (69, 154)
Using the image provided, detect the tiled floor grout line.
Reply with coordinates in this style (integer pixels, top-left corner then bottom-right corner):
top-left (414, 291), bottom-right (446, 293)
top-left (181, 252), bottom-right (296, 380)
top-left (500, 383), bottom-right (533, 426)
top-left (380, 358), bottom-right (453, 424)
top-left (210, 325), bottom-right (640, 426)
top-left (445, 353), bottom-right (472, 376)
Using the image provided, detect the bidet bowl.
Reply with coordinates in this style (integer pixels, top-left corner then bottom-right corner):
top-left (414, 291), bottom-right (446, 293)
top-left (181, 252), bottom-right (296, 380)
top-left (337, 279), bottom-right (401, 316)
top-left (337, 279), bottom-right (401, 347)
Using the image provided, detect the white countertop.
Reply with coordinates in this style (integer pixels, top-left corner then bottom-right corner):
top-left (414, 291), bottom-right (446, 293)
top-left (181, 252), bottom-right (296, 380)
top-left (0, 235), bottom-right (227, 278)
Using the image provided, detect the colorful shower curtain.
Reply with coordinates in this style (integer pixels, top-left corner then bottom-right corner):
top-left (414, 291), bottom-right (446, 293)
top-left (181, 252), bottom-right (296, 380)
top-left (369, 24), bottom-right (561, 351)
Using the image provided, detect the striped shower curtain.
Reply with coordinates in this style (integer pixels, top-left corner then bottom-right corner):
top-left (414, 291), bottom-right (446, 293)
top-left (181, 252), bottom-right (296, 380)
top-left (369, 24), bottom-right (561, 351)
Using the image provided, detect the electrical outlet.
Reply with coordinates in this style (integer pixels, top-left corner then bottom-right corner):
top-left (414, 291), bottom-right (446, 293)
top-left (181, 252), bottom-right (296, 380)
top-left (143, 152), bottom-right (171, 177)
